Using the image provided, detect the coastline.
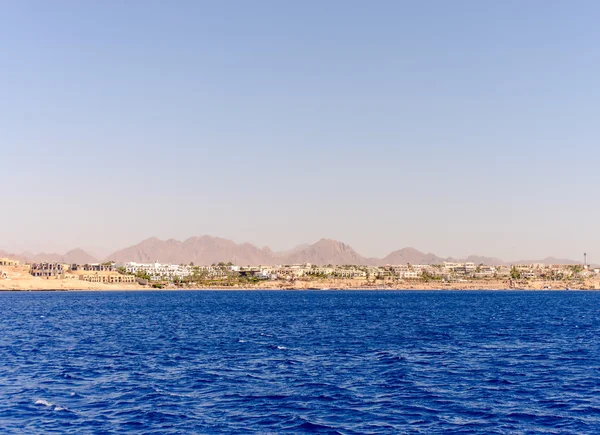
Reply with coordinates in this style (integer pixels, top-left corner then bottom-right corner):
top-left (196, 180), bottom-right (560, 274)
top-left (2, 265), bottom-right (597, 292)
top-left (2, 288), bottom-right (598, 292)
top-left (1, 279), bottom-right (597, 292)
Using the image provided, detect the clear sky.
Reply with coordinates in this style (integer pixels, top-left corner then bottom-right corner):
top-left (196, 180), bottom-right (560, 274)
top-left (1, 0), bottom-right (599, 261)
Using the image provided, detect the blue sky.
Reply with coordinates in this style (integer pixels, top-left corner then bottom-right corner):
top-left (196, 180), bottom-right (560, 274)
top-left (1, 1), bottom-right (599, 261)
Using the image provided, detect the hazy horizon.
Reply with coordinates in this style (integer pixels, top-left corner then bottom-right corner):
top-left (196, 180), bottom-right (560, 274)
top-left (3, 1), bottom-right (599, 262)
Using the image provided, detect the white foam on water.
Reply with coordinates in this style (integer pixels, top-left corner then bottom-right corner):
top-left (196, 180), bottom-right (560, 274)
top-left (153, 387), bottom-right (191, 398)
top-left (164, 391), bottom-right (189, 397)
top-left (277, 346), bottom-right (287, 350)
top-left (238, 339), bottom-right (247, 343)
top-left (35, 399), bottom-right (70, 412)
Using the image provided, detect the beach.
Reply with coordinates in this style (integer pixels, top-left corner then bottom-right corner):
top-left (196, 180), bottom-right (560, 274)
top-left (0, 266), bottom-right (144, 291)
top-left (1, 265), bottom-right (597, 291)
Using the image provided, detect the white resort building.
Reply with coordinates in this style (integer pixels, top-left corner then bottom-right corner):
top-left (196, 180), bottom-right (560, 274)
top-left (124, 262), bottom-right (196, 281)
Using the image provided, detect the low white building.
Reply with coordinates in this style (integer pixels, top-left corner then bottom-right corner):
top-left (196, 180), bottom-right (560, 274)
top-left (402, 271), bottom-right (420, 279)
top-left (337, 269), bottom-right (367, 279)
top-left (125, 262), bottom-right (194, 280)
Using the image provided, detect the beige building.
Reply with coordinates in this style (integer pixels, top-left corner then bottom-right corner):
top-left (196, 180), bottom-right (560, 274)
top-left (71, 263), bottom-right (116, 272)
top-left (79, 274), bottom-right (137, 284)
top-left (30, 263), bottom-right (68, 279)
top-left (0, 258), bottom-right (19, 267)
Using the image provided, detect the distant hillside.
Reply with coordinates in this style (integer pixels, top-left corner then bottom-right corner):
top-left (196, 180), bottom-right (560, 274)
top-left (0, 250), bottom-right (30, 264)
top-left (463, 255), bottom-right (506, 266)
top-left (276, 244), bottom-right (311, 257)
top-left (106, 236), bottom-right (278, 266)
top-left (5, 237), bottom-right (587, 267)
top-left (30, 248), bottom-right (98, 264)
top-left (1, 248), bottom-right (97, 264)
top-left (103, 236), bottom-right (588, 266)
top-left (281, 239), bottom-right (372, 265)
top-left (105, 237), bottom-right (372, 266)
top-left (379, 248), bottom-right (444, 265)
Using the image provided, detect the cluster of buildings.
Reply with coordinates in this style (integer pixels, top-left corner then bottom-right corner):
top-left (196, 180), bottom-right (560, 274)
top-left (124, 262), bottom-right (230, 281)
top-left (126, 262), bottom-right (192, 281)
top-left (0, 256), bottom-right (596, 285)
top-left (387, 262), bottom-right (598, 281)
top-left (71, 263), bottom-right (116, 272)
top-left (0, 258), bottom-right (19, 280)
top-left (27, 262), bottom-right (136, 284)
top-left (30, 263), bottom-right (70, 279)
top-left (0, 258), bottom-right (20, 267)
top-left (118, 261), bottom-right (597, 283)
top-left (210, 262), bottom-right (597, 283)
top-left (77, 273), bottom-right (136, 284)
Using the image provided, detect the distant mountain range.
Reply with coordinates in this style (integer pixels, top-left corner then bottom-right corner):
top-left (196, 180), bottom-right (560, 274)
top-left (0, 236), bottom-right (587, 267)
top-left (106, 236), bottom-right (278, 266)
top-left (0, 248), bottom-right (97, 265)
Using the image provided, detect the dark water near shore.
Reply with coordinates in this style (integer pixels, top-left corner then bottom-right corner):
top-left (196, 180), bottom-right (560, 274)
top-left (1, 291), bottom-right (600, 434)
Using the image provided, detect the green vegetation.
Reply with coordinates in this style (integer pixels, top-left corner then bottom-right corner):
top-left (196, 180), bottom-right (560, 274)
top-left (136, 271), bottom-right (152, 281)
top-left (421, 270), bottom-right (441, 282)
top-left (307, 272), bottom-right (330, 279)
top-left (510, 266), bottom-right (521, 280)
top-left (111, 262), bottom-right (594, 290)
top-left (569, 265), bottom-right (584, 275)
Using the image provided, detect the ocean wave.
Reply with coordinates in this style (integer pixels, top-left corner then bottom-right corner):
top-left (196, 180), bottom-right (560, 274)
top-left (35, 399), bottom-right (53, 407)
top-left (35, 399), bottom-right (70, 412)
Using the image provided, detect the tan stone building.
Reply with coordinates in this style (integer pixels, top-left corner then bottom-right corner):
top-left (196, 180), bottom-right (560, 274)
top-left (79, 274), bottom-right (136, 284)
top-left (30, 263), bottom-right (68, 279)
top-left (71, 263), bottom-right (116, 272)
top-left (0, 258), bottom-right (19, 267)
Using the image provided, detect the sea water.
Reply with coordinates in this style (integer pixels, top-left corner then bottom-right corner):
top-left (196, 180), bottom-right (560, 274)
top-left (1, 290), bottom-right (599, 434)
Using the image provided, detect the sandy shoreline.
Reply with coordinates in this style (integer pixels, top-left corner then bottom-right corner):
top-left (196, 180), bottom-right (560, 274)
top-left (1, 288), bottom-right (598, 292)
top-left (1, 282), bottom-right (598, 292)
top-left (1, 266), bottom-right (597, 292)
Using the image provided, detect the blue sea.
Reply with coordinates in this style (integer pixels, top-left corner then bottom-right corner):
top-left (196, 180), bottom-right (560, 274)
top-left (1, 291), bottom-right (600, 434)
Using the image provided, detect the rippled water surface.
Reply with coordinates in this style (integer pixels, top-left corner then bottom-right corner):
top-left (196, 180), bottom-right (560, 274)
top-left (1, 290), bottom-right (600, 434)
